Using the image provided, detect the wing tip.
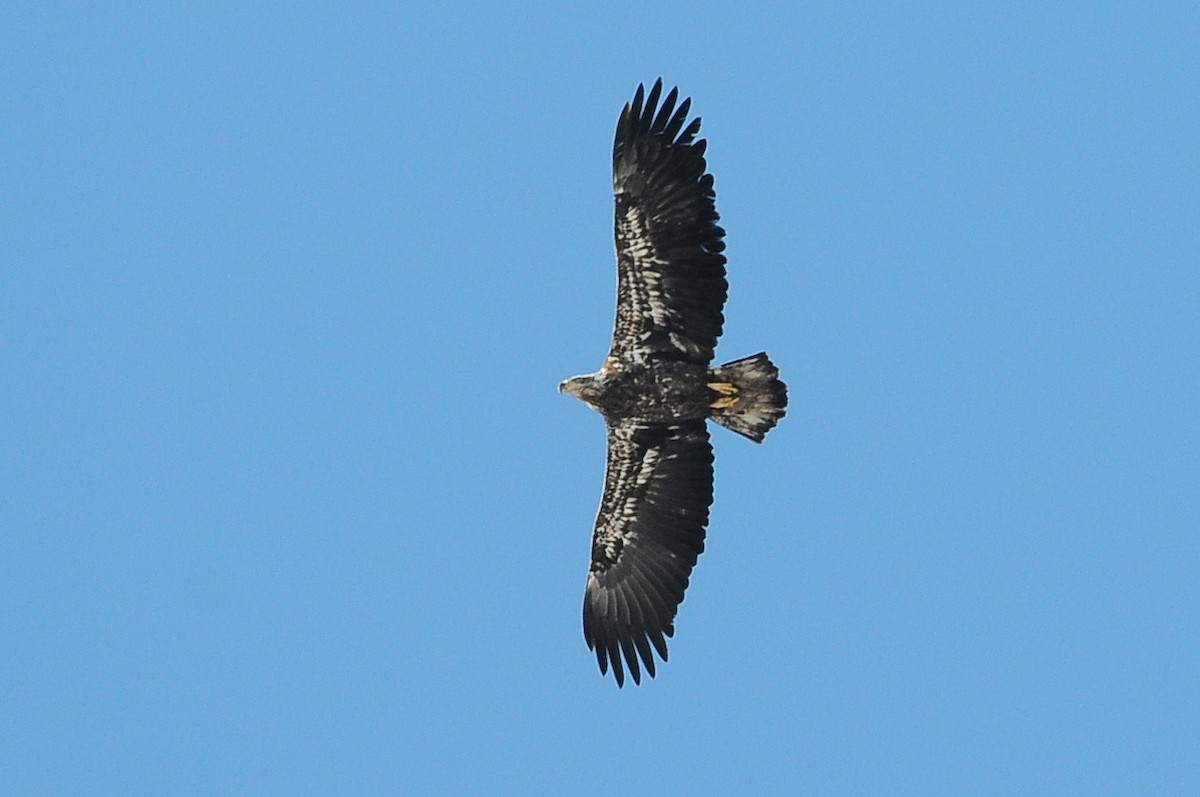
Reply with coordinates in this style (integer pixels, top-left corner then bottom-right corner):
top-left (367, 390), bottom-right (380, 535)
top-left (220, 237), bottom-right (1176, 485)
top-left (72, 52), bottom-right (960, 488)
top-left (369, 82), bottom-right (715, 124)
top-left (616, 78), bottom-right (700, 152)
top-left (583, 591), bottom-right (671, 688)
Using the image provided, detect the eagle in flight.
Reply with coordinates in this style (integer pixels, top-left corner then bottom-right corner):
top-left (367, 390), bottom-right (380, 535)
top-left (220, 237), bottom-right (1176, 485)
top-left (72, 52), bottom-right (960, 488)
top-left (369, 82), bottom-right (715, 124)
top-left (560, 80), bottom-right (787, 686)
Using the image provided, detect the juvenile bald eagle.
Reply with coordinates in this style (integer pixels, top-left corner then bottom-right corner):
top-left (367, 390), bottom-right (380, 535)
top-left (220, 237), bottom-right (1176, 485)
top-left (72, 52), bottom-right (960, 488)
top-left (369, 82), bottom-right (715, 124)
top-left (559, 80), bottom-right (787, 686)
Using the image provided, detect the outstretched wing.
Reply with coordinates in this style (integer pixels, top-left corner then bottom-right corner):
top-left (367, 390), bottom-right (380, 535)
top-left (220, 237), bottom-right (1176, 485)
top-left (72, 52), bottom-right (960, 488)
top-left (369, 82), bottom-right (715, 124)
top-left (610, 79), bottom-right (728, 366)
top-left (583, 419), bottom-right (714, 686)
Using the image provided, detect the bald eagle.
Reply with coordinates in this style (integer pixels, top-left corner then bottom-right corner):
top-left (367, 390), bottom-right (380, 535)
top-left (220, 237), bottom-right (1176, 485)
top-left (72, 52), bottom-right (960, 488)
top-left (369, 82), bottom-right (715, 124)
top-left (559, 80), bottom-right (787, 686)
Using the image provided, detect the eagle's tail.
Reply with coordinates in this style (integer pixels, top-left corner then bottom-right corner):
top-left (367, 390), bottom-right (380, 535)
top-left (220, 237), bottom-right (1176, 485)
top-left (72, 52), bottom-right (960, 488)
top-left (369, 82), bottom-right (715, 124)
top-left (708, 353), bottom-right (788, 443)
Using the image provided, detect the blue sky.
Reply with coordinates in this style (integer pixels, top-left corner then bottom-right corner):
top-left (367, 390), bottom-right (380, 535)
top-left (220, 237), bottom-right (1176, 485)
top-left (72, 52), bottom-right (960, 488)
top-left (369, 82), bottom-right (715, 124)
top-left (3, 3), bottom-right (1197, 794)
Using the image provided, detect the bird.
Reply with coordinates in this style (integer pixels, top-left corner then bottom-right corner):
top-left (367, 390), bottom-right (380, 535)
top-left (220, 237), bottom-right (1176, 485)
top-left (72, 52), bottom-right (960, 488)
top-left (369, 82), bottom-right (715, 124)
top-left (559, 80), bottom-right (787, 686)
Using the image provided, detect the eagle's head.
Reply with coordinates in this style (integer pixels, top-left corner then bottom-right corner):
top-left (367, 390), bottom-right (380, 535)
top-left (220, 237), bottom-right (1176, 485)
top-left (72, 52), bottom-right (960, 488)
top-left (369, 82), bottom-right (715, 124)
top-left (558, 371), bottom-right (607, 410)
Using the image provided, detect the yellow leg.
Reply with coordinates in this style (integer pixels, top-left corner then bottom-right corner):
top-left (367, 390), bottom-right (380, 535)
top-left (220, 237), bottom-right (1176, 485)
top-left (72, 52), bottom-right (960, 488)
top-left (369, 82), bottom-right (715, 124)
top-left (710, 396), bottom-right (741, 409)
top-left (706, 381), bottom-right (739, 396)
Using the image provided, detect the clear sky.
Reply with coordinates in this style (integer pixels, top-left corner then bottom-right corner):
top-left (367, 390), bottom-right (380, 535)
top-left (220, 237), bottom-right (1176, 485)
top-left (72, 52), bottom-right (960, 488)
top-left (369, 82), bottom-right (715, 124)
top-left (3, 3), bottom-right (1197, 795)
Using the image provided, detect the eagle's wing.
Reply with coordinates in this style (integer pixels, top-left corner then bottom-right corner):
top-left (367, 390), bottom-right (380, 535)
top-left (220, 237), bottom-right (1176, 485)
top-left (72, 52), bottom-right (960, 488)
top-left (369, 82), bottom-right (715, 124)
top-left (583, 418), bottom-right (714, 686)
top-left (610, 79), bottom-right (728, 366)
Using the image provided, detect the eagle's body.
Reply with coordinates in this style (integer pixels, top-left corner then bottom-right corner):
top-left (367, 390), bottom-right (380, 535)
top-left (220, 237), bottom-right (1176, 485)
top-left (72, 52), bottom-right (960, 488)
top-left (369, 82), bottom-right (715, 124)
top-left (560, 80), bottom-right (787, 687)
top-left (563, 358), bottom-right (710, 422)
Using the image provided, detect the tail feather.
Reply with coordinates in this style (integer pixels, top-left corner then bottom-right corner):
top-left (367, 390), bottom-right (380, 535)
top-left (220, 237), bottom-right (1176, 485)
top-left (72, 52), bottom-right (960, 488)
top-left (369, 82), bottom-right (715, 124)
top-left (708, 353), bottom-right (787, 443)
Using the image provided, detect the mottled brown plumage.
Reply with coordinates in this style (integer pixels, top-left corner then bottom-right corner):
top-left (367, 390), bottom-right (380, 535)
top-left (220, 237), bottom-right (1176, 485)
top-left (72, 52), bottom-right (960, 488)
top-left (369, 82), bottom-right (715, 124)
top-left (560, 80), bottom-right (787, 686)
